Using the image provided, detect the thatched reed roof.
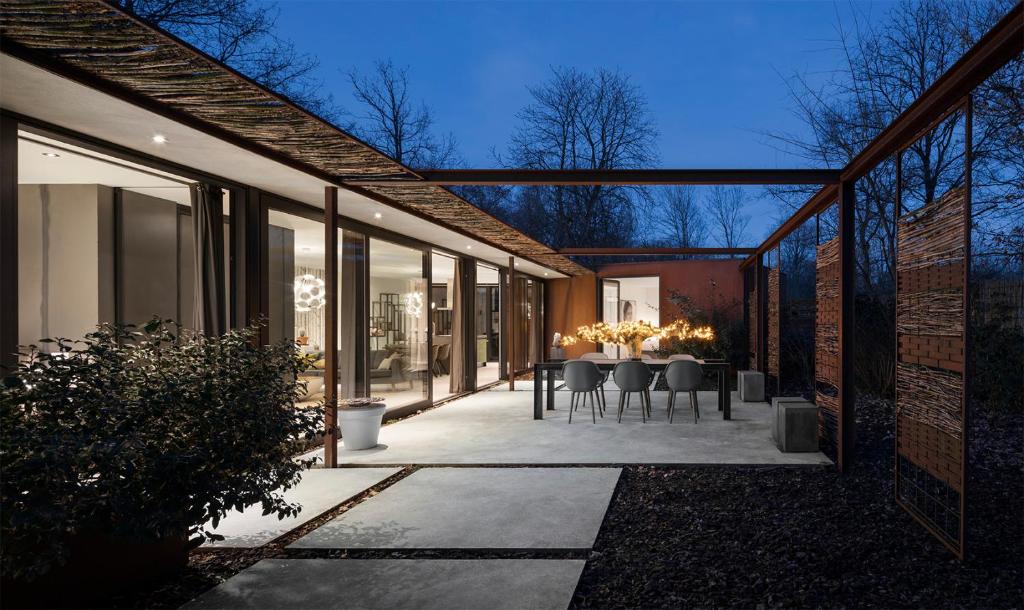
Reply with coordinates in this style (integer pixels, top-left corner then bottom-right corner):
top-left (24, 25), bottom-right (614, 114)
top-left (0, 0), bottom-right (590, 276)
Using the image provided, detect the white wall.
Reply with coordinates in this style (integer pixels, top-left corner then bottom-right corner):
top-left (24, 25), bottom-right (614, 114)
top-left (18, 184), bottom-right (113, 348)
top-left (615, 276), bottom-right (661, 350)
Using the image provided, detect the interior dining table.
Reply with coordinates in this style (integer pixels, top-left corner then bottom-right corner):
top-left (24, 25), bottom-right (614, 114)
top-left (532, 358), bottom-right (732, 420)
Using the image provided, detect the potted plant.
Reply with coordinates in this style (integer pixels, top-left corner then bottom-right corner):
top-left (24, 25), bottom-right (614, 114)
top-left (337, 397), bottom-right (387, 451)
top-left (0, 320), bottom-right (323, 606)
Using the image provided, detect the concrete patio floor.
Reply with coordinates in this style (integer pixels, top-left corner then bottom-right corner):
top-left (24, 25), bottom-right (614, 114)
top-left (307, 387), bottom-right (830, 466)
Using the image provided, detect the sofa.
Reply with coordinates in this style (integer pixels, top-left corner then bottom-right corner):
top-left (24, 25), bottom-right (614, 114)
top-left (370, 349), bottom-right (412, 390)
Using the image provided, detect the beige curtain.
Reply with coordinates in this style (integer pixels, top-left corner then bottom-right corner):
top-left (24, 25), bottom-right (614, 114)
top-left (449, 258), bottom-right (466, 393)
top-left (189, 183), bottom-right (225, 336)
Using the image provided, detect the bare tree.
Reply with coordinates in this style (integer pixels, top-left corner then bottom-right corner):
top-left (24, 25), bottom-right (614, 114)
top-left (116, 0), bottom-right (336, 119)
top-left (765, 0), bottom-right (1022, 290)
top-left (657, 186), bottom-right (707, 248)
top-left (503, 67), bottom-right (658, 248)
top-left (346, 60), bottom-right (458, 169)
top-left (705, 186), bottom-right (751, 249)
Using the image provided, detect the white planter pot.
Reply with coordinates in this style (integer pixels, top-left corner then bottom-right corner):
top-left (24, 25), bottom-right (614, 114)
top-left (338, 404), bottom-right (387, 451)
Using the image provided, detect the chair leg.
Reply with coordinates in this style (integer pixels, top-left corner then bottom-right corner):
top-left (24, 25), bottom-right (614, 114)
top-left (617, 392), bottom-right (626, 423)
top-left (668, 391), bottom-right (675, 423)
top-left (568, 392), bottom-right (575, 423)
top-left (594, 391), bottom-right (603, 418)
top-left (690, 390), bottom-right (699, 423)
top-left (589, 392), bottom-right (597, 424)
top-left (638, 392), bottom-right (646, 423)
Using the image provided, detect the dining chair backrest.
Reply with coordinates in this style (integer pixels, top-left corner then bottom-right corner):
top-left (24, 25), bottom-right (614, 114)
top-left (438, 343), bottom-right (450, 359)
top-left (664, 359), bottom-right (703, 391)
top-left (668, 354), bottom-right (696, 361)
top-left (580, 352), bottom-right (609, 360)
top-left (613, 361), bottom-right (652, 392)
top-left (562, 360), bottom-right (604, 392)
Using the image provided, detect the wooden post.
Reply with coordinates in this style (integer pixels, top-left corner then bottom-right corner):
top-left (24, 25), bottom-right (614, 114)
top-left (324, 187), bottom-right (339, 468)
top-left (508, 256), bottom-right (515, 391)
top-left (838, 179), bottom-right (856, 472)
top-left (0, 113), bottom-right (18, 375)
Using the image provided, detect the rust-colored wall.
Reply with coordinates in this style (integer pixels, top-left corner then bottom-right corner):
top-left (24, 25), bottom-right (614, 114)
top-left (597, 260), bottom-right (745, 323)
top-left (544, 273), bottom-right (598, 359)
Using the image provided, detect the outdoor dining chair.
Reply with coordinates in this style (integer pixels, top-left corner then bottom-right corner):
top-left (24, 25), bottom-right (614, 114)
top-left (562, 360), bottom-right (604, 424)
top-left (664, 359), bottom-right (703, 423)
top-left (580, 352), bottom-right (611, 412)
top-left (613, 361), bottom-right (653, 423)
top-left (668, 354), bottom-right (697, 361)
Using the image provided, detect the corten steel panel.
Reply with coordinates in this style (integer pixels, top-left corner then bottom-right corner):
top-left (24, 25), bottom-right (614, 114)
top-left (544, 274), bottom-right (598, 359)
top-left (596, 260), bottom-right (745, 323)
top-left (815, 237), bottom-right (841, 463)
top-left (767, 266), bottom-right (781, 379)
top-left (895, 187), bottom-right (968, 557)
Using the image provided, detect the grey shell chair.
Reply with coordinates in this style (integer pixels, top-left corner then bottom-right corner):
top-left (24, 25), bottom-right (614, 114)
top-left (561, 360), bottom-right (605, 424)
top-left (612, 361), bottom-right (653, 423)
top-left (579, 353), bottom-right (610, 411)
top-left (664, 359), bottom-right (703, 423)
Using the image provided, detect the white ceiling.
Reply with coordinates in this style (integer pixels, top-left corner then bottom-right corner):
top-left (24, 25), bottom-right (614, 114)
top-left (1, 53), bottom-right (565, 280)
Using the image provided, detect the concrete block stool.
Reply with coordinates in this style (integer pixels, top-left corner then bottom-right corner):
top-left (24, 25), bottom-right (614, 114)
top-left (771, 396), bottom-right (808, 443)
top-left (737, 370), bottom-right (765, 402)
top-left (776, 401), bottom-right (819, 452)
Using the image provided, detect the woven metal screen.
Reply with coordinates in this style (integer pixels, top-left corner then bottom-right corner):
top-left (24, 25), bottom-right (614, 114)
top-left (767, 265), bottom-right (781, 387)
top-left (895, 187), bottom-right (968, 557)
top-left (815, 237), bottom-right (841, 463)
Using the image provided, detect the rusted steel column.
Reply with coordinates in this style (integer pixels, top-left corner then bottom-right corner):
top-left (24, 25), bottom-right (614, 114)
top-left (838, 179), bottom-right (856, 472)
top-left (324, 187), bottom-right (339, 468)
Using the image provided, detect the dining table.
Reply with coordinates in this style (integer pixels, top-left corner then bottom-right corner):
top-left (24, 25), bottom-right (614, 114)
top-left (532, 358), bottom-right (732, 420)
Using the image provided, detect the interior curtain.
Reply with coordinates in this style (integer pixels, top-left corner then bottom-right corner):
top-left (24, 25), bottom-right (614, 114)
top-left (189, 183), bottom-right (225, 336)
top-left (449, 257), bottom-right (466, 393)
top-left (339, 231), bottom-right (361, 398)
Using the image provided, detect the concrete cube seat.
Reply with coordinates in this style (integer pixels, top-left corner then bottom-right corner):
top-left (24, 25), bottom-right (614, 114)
top-left (737, 370), bottom-right (765, 402)
top-left (776, 401), bottom-right (819, 452)
top-left (771, 396), bottom-right (808, 442)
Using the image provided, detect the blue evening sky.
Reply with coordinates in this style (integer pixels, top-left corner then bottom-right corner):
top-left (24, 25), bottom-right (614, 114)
top-left (273, 0), bottom-right (896, 241)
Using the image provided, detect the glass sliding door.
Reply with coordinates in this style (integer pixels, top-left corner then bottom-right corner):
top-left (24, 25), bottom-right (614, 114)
top-left (15, 129), bottom-right (233, 354)
top-left (267, 209), bottom-right (326, 408)
top-left (430, 251), bottom-right (458, 401)
top-left (475, 263), bottom-right (502, 387)
top-left (338, 228), bottom-right (366, 400)
top-left (369, 238), bottom-right (428, 411)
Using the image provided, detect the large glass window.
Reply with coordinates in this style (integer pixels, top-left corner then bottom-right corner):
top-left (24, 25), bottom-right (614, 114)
top-left (369, 238), bottom-right (428, 410)
top-left (475, 263), bottom-right (502, 387)
top-left (16, 130), bottom-right (230, 353)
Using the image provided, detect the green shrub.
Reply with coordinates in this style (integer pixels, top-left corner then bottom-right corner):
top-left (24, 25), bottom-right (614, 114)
top-left (0, 320), bottom-right (323, 581)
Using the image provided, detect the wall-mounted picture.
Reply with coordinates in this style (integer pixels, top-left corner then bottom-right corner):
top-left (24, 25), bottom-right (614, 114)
top-left (619, 299), bottom-right (637, 322)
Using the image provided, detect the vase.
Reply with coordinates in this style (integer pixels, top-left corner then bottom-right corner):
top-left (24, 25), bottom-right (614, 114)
top-left (626, 339), bottom-right (644, 360)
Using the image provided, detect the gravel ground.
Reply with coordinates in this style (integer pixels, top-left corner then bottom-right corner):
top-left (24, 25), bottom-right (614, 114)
top-left (74, 397), bottom-right (1022, 609)
top-left (570, 397), bottom-right (1024, 609)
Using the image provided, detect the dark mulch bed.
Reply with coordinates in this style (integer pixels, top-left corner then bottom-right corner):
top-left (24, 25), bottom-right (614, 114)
top-left (571, 397), bottom-right (1024, 609)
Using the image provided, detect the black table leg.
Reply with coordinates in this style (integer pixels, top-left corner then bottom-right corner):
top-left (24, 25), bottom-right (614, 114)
top-left (533, 364), bottom-right (542, 420)
top-left (718, 368), bottom-right (732, 420)
top-left (547, 367), bottom-right (556, 411)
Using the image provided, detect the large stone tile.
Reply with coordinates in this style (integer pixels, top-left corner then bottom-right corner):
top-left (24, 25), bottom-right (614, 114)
top-left (301, 390), bottom-right (832, 465)
top-left (184, 558), bottom-right (584, 610)
top-left (206, 468), bottom-right (401, 547)
top-left (290, 467), bottom-right (620, 550)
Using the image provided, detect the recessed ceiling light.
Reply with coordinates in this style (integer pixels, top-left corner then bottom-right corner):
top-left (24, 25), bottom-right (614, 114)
top-left (466, 245), bottom-right (472, 250)
top-left (41, 152), bottom-right (60, 158)
top-left (152, 134), bottom-right (168, 144)
top-left (544, 272), bottom-right (549, 276)
top-left (373, 212), bottom-right (382, 220)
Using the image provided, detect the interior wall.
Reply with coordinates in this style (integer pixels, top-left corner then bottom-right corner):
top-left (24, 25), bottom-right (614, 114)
top-left (544, 273), bottom-right (597, 359)
top-left (598, 260), bottom-right (745, 324)
top-left (17, 184), bottom-right (113, 345)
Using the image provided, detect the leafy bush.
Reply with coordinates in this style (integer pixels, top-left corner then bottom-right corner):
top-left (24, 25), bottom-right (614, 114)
top-left (657, 289), bottom-right (746, 367)
top-left (0, 321), bottom-right (323, 582)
